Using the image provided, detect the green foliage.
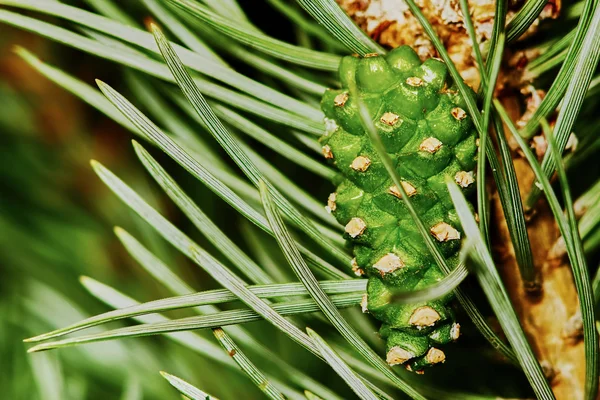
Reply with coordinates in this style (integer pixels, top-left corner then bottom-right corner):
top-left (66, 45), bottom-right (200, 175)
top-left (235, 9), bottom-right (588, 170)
top-left (0, 0), bottom-right (599, 399)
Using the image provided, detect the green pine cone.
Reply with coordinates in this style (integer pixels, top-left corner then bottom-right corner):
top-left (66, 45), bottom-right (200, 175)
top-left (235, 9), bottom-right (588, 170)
top-left (320, 47), bottom-right (478, 373)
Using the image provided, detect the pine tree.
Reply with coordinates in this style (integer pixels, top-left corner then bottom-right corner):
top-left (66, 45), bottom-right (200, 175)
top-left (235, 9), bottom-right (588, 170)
top-left (0, 1), bottom-right (599, 399)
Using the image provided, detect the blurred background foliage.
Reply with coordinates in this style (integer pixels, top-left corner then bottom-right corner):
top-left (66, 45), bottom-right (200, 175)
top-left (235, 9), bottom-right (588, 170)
top-left (0, 22), bottom-right (176, 400)
top-left (0, 4), bottom-right (341, 398)
top-left (0, 1), bottom-right (599, 399)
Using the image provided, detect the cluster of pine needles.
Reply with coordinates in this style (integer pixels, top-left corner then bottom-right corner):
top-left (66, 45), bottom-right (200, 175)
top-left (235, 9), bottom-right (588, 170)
top-left (1, 0), bottom-right (599, 399)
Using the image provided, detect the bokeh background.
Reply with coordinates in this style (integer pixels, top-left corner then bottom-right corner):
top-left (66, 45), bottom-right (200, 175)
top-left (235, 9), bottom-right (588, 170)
top-left (1, 2), bottom-right (599, 399)
top-left (0, 6), bottom-right (321, 399)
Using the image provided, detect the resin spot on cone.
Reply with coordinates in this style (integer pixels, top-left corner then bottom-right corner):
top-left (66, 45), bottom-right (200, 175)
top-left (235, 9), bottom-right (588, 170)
top-left (350, 156), bottom-right (371, 172)
top-left (373, 253), bottom-right (404, 275)
top-left (419, 137), bottom-right (443, 154)
top-left (321, 145), bottom-right (333, 159)
top-left (324, 118), bottom-right (339, 135)
top-left (334, 92), bottom-right (349, 107)
top-left (351, 258), bottom-right (364, 276)
top-left (380, 112), bottom-right (399, 126)
top-left (405, 365), bottom-right (425, 374)
top-left (409, 306), bottom-right (441, 327)
top-left (406, 77), bottom-right (424, 87)
top-left (451, 107), bottom-right (467, 120)
top-left (455, 171), bottom-right (475, 188)
top-left (360, 294), bottom-right (369, 313)
top-left (386, 346), bottom-right (415, 366)
top-left (345, 217), bottom-right (367, 238)
top-left (441, 84), bottom-right (458, 95)
top-left (430, 222), bottom-right (461, 242)
top-left (450, 323), bottom-right (461, 340)
top-left (388, 181), bottom-right (417, 198)
top-left (425, 348), bottom-right (446, 364)
top-left (325, 192), bottom-right (337, 213)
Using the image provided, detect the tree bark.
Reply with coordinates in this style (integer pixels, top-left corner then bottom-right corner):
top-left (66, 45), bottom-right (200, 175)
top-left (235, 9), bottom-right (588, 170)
top-left (492, 98), bottom-right (585, 400)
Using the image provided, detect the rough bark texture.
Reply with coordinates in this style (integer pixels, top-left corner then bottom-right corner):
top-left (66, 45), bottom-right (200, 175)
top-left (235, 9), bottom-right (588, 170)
top-left (495, 98), bottom-right (585, 400)
top-left (492, 170), bottom-right (585, 399)
top-left (338, 0), bottom-right (559, 91)
top-left (338, 2), bottom-right (586, 398)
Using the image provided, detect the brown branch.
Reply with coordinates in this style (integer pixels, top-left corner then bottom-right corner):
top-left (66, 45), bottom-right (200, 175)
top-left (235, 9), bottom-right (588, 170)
top-left (493, 97), bottom-right (585, 400)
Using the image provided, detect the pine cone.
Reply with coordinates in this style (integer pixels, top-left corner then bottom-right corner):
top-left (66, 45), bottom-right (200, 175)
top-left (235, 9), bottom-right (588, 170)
top-left (320, 47), bottom-right (478, 372)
